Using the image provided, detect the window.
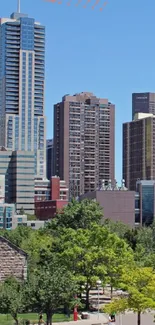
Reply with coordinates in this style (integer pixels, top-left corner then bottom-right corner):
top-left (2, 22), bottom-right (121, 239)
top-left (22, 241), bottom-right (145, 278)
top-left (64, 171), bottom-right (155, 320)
top-left (142, 186), bottom-right (154, 225)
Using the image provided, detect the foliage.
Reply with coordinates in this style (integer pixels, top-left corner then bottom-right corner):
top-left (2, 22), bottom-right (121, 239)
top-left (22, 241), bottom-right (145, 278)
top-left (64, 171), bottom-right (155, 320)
top-left (26, 214), bottom-right (37, 221)
top-left (28, 259), bottom-right (77, 325)
top-left (52, 224), bottom-right (134, 308)
top-left (0, 277), bottom-right (25, 325)
top-left (20, 231), bottom-right (53, 272)
top-left (103, 219), bottom-right (138, 250)
top-left (46, 198), bottom-right (103, 231)
top-left (1, 225), bottom-right (33, 247)
top-left (134, 225), bottom-right (155, 267)
top-left (104, 267), bottom-right (155, 325)
top-left (19, 207), bottom-right (25, 215)
top-left (3, 200), bottom-right (155, 321)
top-left (103, 219), bottom-right (131, 238)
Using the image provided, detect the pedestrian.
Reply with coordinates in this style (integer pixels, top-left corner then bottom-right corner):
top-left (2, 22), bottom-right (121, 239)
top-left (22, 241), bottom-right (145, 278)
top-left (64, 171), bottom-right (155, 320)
top-left (38, 313), bottom-right (45, 324)
top-left (111, 312), bottom-right (116, 322)
top-left (108, 313), bottom-right (116, 323)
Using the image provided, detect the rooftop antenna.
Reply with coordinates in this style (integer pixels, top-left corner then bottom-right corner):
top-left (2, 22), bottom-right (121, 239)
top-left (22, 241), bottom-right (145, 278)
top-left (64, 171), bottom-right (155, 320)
top-left (17, 0), bottom-right (21, 13)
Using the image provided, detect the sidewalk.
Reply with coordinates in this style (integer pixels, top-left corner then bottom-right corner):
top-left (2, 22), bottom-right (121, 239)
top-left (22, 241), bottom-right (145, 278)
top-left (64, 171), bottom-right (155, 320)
top-left (54, 313), bottom-right (108, 325)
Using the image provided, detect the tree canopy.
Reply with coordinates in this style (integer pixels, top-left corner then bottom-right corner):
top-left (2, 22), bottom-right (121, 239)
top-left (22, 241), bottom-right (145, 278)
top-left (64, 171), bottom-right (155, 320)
top-left (1, 200), bottom-right (155, 323)
top-left (46, 198), bottom-right (103, 231)
top-left (51, 224), bottom-right (134, 308)
top-left (104, 267), bottom-right (155, 325)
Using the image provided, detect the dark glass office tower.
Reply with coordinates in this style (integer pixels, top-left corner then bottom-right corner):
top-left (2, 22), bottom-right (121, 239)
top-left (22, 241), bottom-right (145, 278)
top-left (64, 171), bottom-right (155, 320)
top-left (132, 92), bottom-right (155, 120)
top-left (123, 114), bottom-right (155, 191)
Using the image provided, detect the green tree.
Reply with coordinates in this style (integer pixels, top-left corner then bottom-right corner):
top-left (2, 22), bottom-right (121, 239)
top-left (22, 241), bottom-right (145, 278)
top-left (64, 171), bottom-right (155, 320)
top-left (0, 277), bottom-right (25, 325)
top-left (19, 207), bottom-right (25, 215)
top-left (104, 267), bottom-right (155, 325)
top-left (103, 219), bottom-right (138, 250)
top-left (1, 225), bottom-right (33, 247)
top-left (29, 260), bottom-right (77, 325)
top-left (21, 231), bottom-right (53, 272)
top-left (26, 214), bottom-right (37, 221)
top-left (53, 224), bottom-right (134, 308)
top-left (103, 219), bottom-right (130, 238)
top-left (46, 199), bottom-right (103, 231)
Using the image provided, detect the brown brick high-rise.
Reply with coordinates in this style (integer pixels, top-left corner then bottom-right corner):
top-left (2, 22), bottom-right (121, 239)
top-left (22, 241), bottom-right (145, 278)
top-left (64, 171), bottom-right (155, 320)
top-left (123, 113), bottom-right (155, 191)
top-left (53, 92), bottom-right (115, 199)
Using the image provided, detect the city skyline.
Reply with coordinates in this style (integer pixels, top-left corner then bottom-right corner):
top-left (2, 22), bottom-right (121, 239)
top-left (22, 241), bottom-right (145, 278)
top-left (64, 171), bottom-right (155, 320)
top-left (1, 0), bottom-right (155, 183)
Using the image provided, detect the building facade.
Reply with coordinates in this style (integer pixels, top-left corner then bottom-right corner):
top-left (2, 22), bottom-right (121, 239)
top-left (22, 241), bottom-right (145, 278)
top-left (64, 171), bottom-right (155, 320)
top-left (80, 179), bottom-right (155, 227)
top-left (46, 139), bottom-right (53, 180)
top-left (0, 203), bottom-right (15, 230)
top-left (0, 236), bottom-right (27, 281)
top-left (0, 10), bottom-right (46, 178)
top-left (53, 92), bottom-right (115, 199)
top-left (80, 180), bottom-right (136, 227)
top-left (136, 180), bottom-right (155, 226)
top-left (123, 113), bottom-right (155, 191)
top-left (12, 215), bottom-right (45, 229)
top-left (132, 92), bottom-right (155, 120)
top-left (35, 176), bottom-right (68, 220)
top-left (0, 148), bottom-right (34, 213)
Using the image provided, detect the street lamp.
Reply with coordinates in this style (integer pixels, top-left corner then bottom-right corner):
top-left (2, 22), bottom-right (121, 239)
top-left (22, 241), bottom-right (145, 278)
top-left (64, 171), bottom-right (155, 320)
top-left (116, 289), bottom-right (129, 325)
top-left (96, 279), bottom-right (102, 319)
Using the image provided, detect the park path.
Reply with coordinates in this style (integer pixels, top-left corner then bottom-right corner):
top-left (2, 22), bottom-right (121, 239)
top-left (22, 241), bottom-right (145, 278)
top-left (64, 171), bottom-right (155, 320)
top-left (54, 313), bottom-right (108, 325)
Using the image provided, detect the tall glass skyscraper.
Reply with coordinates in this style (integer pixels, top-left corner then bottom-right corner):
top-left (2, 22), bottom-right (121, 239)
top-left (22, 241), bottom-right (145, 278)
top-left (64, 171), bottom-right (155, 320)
top-left (0, 7), bottom-right (46, 178)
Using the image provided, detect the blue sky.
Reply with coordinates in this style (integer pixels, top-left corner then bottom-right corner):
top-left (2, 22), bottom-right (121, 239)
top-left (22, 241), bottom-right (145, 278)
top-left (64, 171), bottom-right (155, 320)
top-left (2, 0), bottom-right (155, 181)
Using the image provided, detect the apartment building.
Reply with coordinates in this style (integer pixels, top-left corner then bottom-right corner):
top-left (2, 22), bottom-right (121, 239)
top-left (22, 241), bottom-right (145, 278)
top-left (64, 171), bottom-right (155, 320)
top-left (53, 92), bottom-right (115, 199)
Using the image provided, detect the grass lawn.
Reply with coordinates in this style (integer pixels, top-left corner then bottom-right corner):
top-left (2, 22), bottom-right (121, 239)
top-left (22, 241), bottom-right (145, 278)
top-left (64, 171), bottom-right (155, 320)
top-left (0, 313), bottom-right (73, 325)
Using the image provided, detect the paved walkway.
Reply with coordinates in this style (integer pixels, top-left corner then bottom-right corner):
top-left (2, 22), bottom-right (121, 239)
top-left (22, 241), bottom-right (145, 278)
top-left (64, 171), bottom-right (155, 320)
top-left (54, 313), bottom-right (108, 325)
top-left (115, 313), bottom-right (155, 325)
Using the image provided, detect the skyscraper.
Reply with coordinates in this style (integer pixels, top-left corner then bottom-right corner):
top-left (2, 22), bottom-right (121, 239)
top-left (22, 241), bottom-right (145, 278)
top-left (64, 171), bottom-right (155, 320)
top-left (0, 3), bottom-right (46, 178)
top-left (46, 139), bottom-right (53, 180)
top-left (132, 92), bottom-right (155, 120)
top-left (123, 113), bottom-right (155, 191)
top-left (53, 92), bottom-right (115, 199)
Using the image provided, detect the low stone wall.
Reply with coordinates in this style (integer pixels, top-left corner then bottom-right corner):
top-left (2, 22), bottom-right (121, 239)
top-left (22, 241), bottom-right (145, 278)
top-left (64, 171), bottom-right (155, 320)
top-left (0, 236), bottom-right (27, 281)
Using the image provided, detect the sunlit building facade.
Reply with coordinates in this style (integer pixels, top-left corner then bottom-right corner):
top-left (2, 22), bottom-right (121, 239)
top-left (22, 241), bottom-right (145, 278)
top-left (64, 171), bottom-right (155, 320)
top-left (0, 11), bottom-right (46, 178)
top-left (123, 113), bottom-right (155, 191)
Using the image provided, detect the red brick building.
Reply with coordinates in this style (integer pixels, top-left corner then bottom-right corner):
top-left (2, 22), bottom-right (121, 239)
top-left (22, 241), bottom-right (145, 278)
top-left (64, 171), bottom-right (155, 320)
top-left (35, 176), bottom-right (68, 220)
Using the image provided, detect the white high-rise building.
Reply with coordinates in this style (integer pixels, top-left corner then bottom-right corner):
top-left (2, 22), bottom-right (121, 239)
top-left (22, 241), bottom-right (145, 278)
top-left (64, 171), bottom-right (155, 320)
top-left (0, 2), bottom-right (46, 178)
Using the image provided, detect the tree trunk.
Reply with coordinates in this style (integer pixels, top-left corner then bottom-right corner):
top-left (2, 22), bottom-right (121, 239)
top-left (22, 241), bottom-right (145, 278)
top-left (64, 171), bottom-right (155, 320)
top-left (110, 285), bottom-right (113, 299)
top-left (12, 313), bottom-right (18, 325)
top-left (50, 314), bottom-right (53, 325)
top-left (46, 312), bottom-right (52, 325)
top-left (137, 311), bottom-right (141, 325)
top-left (86, 287), bottom-right (90, 310)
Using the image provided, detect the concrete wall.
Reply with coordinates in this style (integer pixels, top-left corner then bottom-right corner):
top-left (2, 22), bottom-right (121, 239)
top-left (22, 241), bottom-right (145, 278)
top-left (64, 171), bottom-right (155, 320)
top-left (0, 236), bottom-right (27, 281)
top-left (96, 191), bottom-right (135, 227)
top-left (80, 190), bottom-right (135, 227)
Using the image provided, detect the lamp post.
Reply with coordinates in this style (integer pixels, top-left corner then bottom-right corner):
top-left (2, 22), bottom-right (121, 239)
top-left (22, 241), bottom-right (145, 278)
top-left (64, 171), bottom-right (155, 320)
top-left (96, 279), bottom-right (102, 319)
top-left (116, 290), bottom-right (129, 325)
